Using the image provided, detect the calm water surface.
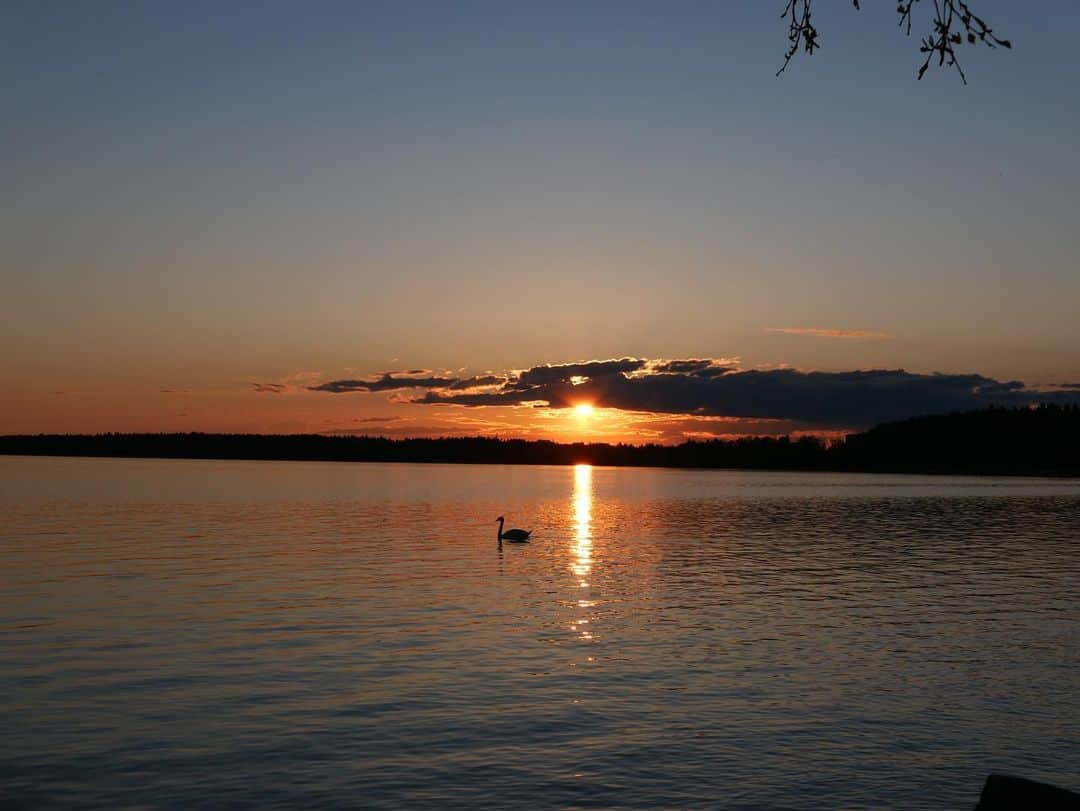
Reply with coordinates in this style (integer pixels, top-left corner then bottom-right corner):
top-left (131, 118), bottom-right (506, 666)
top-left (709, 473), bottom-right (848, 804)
top-left (2, 456), bottom-right (1079, 809)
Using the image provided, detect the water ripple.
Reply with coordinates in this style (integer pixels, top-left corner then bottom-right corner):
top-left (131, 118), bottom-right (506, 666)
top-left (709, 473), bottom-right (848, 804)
top-left (1, 458), bottom-right (1079, 808)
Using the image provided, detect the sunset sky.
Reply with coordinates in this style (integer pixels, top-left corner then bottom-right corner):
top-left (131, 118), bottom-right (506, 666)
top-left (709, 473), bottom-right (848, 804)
top-left (4, 1), bottom-right (1079, 442)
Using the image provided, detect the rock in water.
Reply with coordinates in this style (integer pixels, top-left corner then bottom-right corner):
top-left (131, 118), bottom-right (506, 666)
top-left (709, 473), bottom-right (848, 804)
top-left (974, 774), bottom-right (1080, 810)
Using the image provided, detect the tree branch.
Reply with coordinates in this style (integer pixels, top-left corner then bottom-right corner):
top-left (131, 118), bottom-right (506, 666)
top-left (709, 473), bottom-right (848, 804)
top-left (779, 0), bottom-right (1010, 83)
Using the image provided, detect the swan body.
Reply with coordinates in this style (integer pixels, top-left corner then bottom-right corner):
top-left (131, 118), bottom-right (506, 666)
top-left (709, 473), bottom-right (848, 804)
top-left (496, 516), bottom-right (531, 543)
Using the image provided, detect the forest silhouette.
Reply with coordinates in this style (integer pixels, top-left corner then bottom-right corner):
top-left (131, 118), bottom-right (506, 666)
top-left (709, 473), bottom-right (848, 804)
top-left (3, 405), bottom-right (1078, 477)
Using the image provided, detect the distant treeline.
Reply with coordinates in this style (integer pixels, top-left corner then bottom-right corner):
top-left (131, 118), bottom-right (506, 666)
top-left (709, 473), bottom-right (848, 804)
top-left (2, 405), bottom-right (1079, 476)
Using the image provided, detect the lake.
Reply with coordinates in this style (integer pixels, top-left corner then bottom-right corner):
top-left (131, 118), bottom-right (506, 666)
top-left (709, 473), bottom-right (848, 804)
top-left (2, 456), bottom-right (1078, 809)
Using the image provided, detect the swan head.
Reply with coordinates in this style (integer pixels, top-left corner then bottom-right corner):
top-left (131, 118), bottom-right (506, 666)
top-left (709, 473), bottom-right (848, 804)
top-left (495, 515), bottom-right (504, 522)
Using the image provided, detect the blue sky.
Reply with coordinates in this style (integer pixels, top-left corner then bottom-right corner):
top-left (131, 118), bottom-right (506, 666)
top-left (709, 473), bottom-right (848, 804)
top-left (2, 1), bottom-right (1078, 435)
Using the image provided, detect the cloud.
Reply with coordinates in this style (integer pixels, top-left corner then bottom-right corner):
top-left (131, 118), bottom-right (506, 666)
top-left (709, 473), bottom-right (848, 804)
top-left (248, 372), bottom-right (323, 394)
top-left (650, 359), bottom-right (713, 374)
top-left (647, 358), bottom-right (736, 378)
top-left (510, 358), bottom-right (646, 388)
top-left (305, 356), bottom-right (1080, 430)
top-left (307, 360), bottom-right (639, 397)
top-left (309, 373), bottom-right (458, 393)
top-left (412, 360), bottom-right (1080, 428)
top-left (412, 389), bottom-right (548, 407)
top-left (767, 327), bottom-right (894, 340)
top-left (448, 375), bottom-right (506, 390)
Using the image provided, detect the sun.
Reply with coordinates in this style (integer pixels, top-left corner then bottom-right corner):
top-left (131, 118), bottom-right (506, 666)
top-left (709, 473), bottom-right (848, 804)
top-left (574, 403), bottom-right (595, 418)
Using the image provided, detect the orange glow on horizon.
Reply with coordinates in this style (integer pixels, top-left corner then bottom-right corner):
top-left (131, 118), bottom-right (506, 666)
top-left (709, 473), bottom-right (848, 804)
top-left (1, 382), bottom-right (824, 445)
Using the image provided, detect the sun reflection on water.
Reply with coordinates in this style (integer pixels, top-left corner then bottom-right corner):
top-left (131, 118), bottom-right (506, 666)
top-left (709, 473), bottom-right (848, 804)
top-left (571, 463), bottom-right (595, 643)
top-left (572, 464), bottom-right (592, 582)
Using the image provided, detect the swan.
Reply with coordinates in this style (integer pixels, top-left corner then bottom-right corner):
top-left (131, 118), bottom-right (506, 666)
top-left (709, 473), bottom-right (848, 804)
top-left (496, 516), bottom-right (531, 543)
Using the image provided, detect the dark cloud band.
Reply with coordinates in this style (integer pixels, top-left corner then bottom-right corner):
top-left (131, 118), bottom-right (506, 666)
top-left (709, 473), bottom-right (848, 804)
top-left (413, 363), bottom-right (1080, 428)
top-left (309, 358), bottom-right (1080, 429)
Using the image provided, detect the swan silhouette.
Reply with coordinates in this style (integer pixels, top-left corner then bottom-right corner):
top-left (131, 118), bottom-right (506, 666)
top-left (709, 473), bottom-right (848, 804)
top-left (496, 516), bottom-right (531, 543)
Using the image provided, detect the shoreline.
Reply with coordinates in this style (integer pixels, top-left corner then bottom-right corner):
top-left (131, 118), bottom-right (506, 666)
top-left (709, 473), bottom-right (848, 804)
top-left (4, 406), bottom-right (1080, 477)
top-left (3, 442), bottom-right (1079, 480)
